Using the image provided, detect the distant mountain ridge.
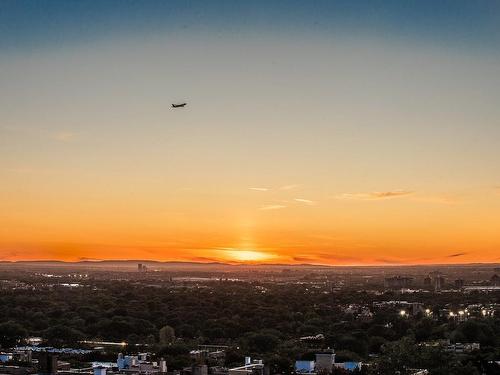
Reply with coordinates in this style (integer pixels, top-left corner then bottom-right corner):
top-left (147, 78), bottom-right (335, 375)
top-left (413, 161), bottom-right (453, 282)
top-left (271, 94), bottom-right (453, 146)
top-left (0, 259), bottom-right (329, 268)
top-left (0, 259), bottom-right (499, 269)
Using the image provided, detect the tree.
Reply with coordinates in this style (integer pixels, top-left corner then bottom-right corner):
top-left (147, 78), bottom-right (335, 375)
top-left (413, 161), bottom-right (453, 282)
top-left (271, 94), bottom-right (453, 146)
top-left (243, 331), bottom-right (280, 353)
top-left (0, 321), bottom-right (27, 348)
top-left (370, 336), bottom-right (418, 375)
top-left (44, 325), bottom-right (84, 346)
top-left (159, 325), bottom-right (176, 345)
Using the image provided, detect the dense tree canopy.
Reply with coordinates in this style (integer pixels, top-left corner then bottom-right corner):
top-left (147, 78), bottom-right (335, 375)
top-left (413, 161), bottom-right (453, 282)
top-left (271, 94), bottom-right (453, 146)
top-left (0, 279), bottom-right (499, 374)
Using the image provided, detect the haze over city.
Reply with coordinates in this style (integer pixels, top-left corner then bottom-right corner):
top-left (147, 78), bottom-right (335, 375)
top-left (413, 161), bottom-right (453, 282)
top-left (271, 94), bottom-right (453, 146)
top-left (2, 1), bottom-right (500, 265)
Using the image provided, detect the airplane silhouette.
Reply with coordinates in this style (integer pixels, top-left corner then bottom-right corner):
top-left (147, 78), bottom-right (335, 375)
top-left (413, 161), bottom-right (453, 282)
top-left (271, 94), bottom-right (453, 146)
top-left (172, 103), bottom-right (187, 108)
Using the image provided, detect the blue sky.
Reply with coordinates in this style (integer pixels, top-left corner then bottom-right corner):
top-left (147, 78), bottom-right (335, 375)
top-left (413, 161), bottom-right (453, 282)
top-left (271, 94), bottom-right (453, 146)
top-left (2, 1), bottom-right (500, 53)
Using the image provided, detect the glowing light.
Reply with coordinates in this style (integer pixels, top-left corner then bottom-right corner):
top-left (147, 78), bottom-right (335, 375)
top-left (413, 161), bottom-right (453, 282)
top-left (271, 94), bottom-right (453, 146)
top-left (399, 310), bottom-right (406, 316)
top-left (225, 250), bottom-right (272, 262)
top-left (425, 308), bottom-right (431, 314)
top-left (449, 312), bottom-right (455, 317)
top-left (458, 310), bottom-right (464, 316)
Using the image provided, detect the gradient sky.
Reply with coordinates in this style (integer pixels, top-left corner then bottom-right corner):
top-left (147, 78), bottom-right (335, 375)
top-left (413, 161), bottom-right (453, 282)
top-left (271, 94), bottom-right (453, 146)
top-left (1, 1), bottom-right (500, 265)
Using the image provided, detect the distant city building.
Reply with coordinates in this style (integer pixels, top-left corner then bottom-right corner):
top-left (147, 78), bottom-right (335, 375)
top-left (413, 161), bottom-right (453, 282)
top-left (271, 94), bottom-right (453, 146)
top-left (463, 285), bottom-right (500, 292)
top-left (490, 274), bottom-right (500, 286)
top-left (334, 362), bottom-right (362, 372)
top-left (295, 351), bottom-right (361, 374)
top-left (454, 279), bottom-right (464, 289)
top-left (427, 272), bottom-right (445, 291)
top-left (434, 276), bottom-right (445, 291)
top-left (299, 334), bottom-right (325, 342)
top-left (373, 301), bottom-right (423, 316)
top-left (384, 276), bottom-right (413, 289)
top-left (295, 361), bottom-right (315, 374)
top-left (138, 264), bottom-right (147, 272)
top-left (0, 353), bottom-right (13, 363)
top-left (93, 366), bottom-right (107, 375)
top-left (423, 276), bottom-right (432, 288)
top-left (228, 357), bottom-right (267, 375)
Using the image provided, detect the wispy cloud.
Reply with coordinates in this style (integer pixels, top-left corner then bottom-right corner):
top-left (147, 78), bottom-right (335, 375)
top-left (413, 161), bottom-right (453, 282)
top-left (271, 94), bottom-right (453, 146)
top-left (447, 252), bottom-right (467, 258)
top-left (249, 187), bottom-right (269, 192)
top-left (190, 256), bottom-right (221, 263)
top-left (335, 190), bottom-right (413, 200)
top-left (371, 190), bottom-right (413, 198)
top-left (259, 204), bottom-right (287, 210)
top-left (374, 257), bottom-right (403, 264)
top-left (248, 185), bottom-right (300, 192)
top-left (291, 253), bottom-right (373, 264)
top-left (294, 198), bottom-right (316, 205)
top-left (78, 257), bottom-right (103, 261)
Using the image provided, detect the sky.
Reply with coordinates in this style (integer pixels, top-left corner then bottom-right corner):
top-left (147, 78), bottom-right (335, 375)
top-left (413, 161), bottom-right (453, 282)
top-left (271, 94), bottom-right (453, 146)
top-left (1, 1), bottom-right (500, 265)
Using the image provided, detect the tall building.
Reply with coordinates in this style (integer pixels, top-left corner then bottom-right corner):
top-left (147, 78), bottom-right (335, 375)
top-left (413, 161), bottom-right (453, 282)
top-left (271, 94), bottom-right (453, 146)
top-left (427, 272), bottom-right (445, 291)
top-left (384, 276), bottom-right (413, 289)
top-left (490, 274), bottom-right (500, 286)
top-left (423, 276), bottom-right (432, 288)
top-left (454, 279), bottom-right (464, 289)
top-left (433, 276), bottom-right (445, 292)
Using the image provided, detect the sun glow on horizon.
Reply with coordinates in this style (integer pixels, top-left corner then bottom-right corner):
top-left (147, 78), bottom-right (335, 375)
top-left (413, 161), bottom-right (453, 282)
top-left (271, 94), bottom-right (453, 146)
top-left (223, 249), bottom-right (275, 263)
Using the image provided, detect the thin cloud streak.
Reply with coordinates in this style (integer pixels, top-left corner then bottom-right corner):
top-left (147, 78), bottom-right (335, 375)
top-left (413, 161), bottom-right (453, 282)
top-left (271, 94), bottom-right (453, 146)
top-left (249, 187), bottom-right (269, 191)
top-left (294, 198), bottom-right (315, 205)
top-left (335, 190), bottom-right (413, 200)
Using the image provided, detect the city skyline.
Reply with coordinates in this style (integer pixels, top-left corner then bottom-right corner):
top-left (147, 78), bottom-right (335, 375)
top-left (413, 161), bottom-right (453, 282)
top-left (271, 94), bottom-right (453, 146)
top-left (2, 1), bottom-right (500, 265)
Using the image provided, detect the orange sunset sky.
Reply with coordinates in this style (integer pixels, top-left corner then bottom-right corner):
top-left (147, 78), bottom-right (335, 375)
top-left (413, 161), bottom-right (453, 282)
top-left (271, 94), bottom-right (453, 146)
top-left (1, 2), bottom-right (500, 265)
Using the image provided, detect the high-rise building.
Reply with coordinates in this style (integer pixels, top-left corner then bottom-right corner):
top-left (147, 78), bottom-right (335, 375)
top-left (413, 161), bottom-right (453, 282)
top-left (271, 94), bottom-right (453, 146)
top-left (423, 276), bottom-right (432, 288)
top-left (490, 274), bottom-right (500, 286)
top-left (433, 276), bottom-right (445, 291)
top-left (384, 276), bottom-right (413, 289)
top-left (454, 279), bottom-right (464, 289)
top-left (427, 272), bottom-right (445, 291)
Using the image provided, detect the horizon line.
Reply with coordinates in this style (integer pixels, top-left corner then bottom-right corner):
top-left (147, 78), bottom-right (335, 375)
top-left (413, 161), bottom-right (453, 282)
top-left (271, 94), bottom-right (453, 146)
top-left (1, 259), bottom-right (499, 268)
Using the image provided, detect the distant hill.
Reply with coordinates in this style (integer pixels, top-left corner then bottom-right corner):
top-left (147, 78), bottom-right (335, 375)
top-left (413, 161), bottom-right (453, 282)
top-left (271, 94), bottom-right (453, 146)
top-left (0, 259), bottom-right (333, 271)
top-left (0, 259), bottom-right (499, 272)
